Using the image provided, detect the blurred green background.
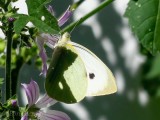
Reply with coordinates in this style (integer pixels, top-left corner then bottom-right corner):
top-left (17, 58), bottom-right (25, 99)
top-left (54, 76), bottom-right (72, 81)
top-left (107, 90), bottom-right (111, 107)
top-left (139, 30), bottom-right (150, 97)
top-left (1, 0), bottom-right (160, 120)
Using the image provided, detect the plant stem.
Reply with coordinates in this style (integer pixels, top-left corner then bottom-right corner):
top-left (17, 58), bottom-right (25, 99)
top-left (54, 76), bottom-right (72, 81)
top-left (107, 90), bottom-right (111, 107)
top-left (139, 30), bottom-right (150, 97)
top-left (5, 21), bottom-right (13, 101)
top-left (60, 0), bottom-right (114, 33)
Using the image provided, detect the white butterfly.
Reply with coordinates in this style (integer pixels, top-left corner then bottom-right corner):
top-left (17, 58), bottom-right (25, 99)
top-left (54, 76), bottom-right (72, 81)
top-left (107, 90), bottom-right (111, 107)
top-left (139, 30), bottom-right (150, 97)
top-left (45, 32), bottom-right (117, 103)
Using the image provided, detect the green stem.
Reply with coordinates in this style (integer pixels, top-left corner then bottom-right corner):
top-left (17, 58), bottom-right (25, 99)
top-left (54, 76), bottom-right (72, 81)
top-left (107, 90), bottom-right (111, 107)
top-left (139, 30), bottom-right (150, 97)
top-left (60, 0), bottom-right (114, 33)
top-left (5, 21), bottom-right (13, 101)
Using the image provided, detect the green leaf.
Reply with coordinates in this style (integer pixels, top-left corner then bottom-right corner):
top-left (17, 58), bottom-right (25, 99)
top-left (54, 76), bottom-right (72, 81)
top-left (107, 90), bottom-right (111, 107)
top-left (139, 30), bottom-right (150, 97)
top-left (125, 0), bottom-right (160, 54)
top-left (26, 0), bottom-right (50, 15)
top-left (13, 14), bottom-right (29, 34)
top-left (29, 16), bottom-right (59, 34)
top-left (13, 0), bottom-right (60, 34)
top-left (26, 0), bottom-right (60, 33)
top-left (45, 45), bottom-right (88, 103)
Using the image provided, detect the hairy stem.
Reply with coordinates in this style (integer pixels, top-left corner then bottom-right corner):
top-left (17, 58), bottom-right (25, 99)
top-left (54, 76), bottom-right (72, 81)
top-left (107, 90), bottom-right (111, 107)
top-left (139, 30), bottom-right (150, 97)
top-left (61, 0), bottom-right (114, 33)
top-left (5, 21), bottom-right (13, 101)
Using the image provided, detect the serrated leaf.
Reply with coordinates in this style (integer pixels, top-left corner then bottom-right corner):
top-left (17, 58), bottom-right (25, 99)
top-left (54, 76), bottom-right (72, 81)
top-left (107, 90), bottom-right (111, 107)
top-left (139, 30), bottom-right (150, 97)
top-left (13, 14), bottom-right (29, 34)
top-left (31, 7), bottom-right (60, 33)
top-left (125, 0), bottom-right (160, 54)
top-left (26, 0), bottom-right (60, 33)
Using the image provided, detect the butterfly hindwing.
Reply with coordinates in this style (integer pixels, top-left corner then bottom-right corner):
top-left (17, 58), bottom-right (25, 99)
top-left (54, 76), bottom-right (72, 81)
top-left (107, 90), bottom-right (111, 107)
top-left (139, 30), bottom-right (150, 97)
top-left (70, 42), bottom-right (117, 96)
top-left (45, 44), bottom-right (88, 103)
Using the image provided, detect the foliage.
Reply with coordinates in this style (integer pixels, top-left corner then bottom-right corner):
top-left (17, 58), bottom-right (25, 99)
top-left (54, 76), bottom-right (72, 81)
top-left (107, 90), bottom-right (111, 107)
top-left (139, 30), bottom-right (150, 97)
top-left (13, 0), bottom-right (60, 34)
top-left (125, 0), bottom-right (160, 55)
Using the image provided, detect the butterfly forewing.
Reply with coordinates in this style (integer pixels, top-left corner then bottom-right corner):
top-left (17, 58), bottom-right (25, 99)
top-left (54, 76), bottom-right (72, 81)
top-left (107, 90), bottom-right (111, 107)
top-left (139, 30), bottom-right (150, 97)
top-left (45, 44), bottom-right (88, 103)
top-left (70, 42), bottom-right (117, 96)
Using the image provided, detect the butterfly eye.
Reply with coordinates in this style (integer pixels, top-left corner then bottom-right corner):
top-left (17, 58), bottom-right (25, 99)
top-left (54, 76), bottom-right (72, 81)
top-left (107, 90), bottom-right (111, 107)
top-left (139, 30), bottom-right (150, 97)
top-left (89, 73), bottom-right (95, 79)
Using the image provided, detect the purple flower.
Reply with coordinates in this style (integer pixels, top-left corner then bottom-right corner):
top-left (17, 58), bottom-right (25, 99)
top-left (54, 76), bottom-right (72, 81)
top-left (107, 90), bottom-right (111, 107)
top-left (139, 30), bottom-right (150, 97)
top-left (21, 80), bottom-right (70, 120)
top-left (8, 17), bottom-right (16, 22)
top-left (58, 6), bottom-right (73, 26)
top-left (36, 33), bottom-right (59, 76)
top-left (11, 100), bottom-right (17, 107)
top-left (48, 5), bottom-right (73, 26)
top-left (21, 113), bottom-right (28, 120)
top-left (36, 6), bottom-right (73, 76)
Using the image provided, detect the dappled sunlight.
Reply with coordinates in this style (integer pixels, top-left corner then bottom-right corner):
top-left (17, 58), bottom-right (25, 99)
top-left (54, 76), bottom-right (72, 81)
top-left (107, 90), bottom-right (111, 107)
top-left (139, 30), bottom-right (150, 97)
top-left (115, 69), bottom-right (125, 94)
top-left (120, 26), bottom-right (146, 75)
top-left (138, 89), bottom-right (149, 106)
top-left (73, 0), bottom-right (102, 39)
top-left (101, 37), bottom-right (117, 65)
top-left (62, 103), bottom-right (90, 120)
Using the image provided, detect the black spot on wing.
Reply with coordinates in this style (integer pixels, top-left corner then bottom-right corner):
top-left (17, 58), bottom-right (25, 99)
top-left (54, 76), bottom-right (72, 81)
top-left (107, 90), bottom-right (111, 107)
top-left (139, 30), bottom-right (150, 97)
top-left (89, 73), bottom-right (95, 79)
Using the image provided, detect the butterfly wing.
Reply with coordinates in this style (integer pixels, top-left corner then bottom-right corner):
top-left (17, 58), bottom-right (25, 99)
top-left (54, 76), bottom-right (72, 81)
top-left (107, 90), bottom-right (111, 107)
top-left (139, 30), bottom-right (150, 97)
top-left (70, 42), bottom-right (117, 96)
top-left (45, 44), bottom-right (88, 103)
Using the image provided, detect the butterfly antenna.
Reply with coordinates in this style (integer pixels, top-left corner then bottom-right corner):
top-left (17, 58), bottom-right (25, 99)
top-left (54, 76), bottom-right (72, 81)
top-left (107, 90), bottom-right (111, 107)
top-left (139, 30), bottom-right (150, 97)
top-left (70, 18), bottom-right (81, 35)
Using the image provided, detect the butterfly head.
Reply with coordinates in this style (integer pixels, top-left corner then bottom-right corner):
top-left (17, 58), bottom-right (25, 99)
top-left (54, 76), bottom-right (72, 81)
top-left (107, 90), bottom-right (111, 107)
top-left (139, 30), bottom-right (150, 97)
top-left (61, 32), bottom-right (71, 42)
top-left (57, 32), bottom-right (71, 46)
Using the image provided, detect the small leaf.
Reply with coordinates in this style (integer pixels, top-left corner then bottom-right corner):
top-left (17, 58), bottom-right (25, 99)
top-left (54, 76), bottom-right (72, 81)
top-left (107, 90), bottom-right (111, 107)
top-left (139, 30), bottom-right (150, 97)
top-left (125, 0), bottom-right (160, 54)
top-left (13, 14), bottom-right (29, 34)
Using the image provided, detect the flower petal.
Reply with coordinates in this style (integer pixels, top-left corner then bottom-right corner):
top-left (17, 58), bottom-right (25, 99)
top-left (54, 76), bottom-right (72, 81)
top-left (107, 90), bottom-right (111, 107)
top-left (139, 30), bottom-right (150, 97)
top-left (45, 34), bottom-right (59, 49)
top-left (35, 94), bottom-right (57, 108)
top-left (21, 84), bottom-right (32, 106)
top-left (30, 80), bottom-right (39, 104)
top-left (36, 33), bottom-right (60, 76)
top-left (58, 6), bottom-right (73, 26)
top-left (21, 113), bottom-right (28, 120)
top-left (47, 5), bottom-right (55, 16)
top-left (37, 110), bottom-right (70, 120)
top-left (39, 48), bottom-right (48, 76)
top-left (21, 80), bottom-right (39, 107)
top-left (36, 35), bottom-right (48, 76)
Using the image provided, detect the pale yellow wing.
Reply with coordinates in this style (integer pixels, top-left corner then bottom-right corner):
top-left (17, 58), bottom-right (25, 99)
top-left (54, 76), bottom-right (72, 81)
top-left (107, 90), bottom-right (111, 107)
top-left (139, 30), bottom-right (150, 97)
top-left (70, 42), bottom-right (117, 96)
